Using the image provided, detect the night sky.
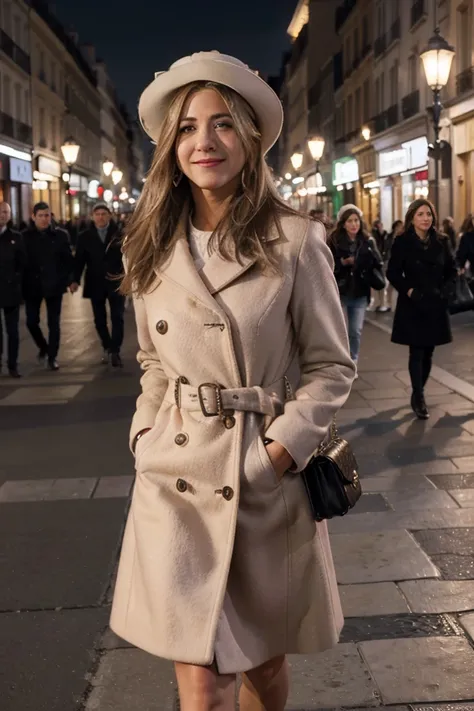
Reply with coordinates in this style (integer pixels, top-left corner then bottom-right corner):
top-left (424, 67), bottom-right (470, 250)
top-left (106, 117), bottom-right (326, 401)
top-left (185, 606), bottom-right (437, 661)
top-left (51, 0), bottom-right (296, 118)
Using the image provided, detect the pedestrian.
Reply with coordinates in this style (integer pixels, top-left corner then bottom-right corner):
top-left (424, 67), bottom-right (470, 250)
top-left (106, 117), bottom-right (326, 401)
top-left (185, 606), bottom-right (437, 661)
top-left (370, 219), bottom-right (389, 311)
top-left (442, 216), bottom-right (457, 253)
top-left (110, 51), bottom-right (355, 711)
top-left (70, 203), bottom-right (125, 367)
top-left (0, 202), bottom-right (26, 378)
top-left (329, 204), bottom-right (383, 372)
top-left (387, 199), bottom-right (457, 420)
top-left (384, 219), bottom-right (404, 311)
top-left (22, 202), bottom-right (74, 371)
top-left (456, 214), bottom-right (474, 278)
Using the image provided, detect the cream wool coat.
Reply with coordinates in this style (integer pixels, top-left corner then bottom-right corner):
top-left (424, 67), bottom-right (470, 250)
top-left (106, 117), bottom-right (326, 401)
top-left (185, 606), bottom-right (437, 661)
top-left (110, 213), bottom-right (355, 674)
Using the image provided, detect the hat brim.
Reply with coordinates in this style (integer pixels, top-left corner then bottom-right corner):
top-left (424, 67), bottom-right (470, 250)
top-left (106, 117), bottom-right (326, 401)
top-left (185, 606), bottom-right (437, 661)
top-left (138, 57), bottom-right (283, 155)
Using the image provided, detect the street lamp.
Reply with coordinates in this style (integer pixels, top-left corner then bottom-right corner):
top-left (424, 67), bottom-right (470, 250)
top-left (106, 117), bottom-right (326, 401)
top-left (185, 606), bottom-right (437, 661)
top-left (420, 27), bottom-right (455, 215)
top-left (361, 126), bottom-right (371, 141)
top-left (111, 169), bottom-right (123, 186)
top-left (61, 136), bottom-right (80, 220)
top-left (307, 136), bottom-right (325, 202)
top-left (103, 159), bottom-right (114, 177)
top-left (290, 150), bottom-right (303, 172)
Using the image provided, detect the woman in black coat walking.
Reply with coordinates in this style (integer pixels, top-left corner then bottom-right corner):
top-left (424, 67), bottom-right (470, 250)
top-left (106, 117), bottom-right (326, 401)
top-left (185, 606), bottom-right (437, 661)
top-left (387, 199), bottom-right (457, 419)
top-left (456, 214), bottom-right (474, 274)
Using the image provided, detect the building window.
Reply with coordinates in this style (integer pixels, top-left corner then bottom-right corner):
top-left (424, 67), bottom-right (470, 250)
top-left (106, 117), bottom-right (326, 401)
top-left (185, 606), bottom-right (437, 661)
top-left (354, 27), bottom-right (359, 61)
top-left (380, 71), bottom-right (385, 110)
top-left (14, 83), bottom-right (21, 122)
top-left (458, 6), bottom-right (471, 72)
top-left (23, 22), bottom-right (29, 52)
top-left (39, 107), bottom-right (46, 146)
top-left (377, 1), bottom-right (385, 37)
top-left (346, 36), bottom-right (351, 72)
top-left (390, 62), bottom-right (399, 105)
top-left (51, 61), bottom-right (56, 91)
top-left (363, 79), bottom-right (370, 121)
top-left (51, 115), bottom-right (57, 151)
top-left (375, 77), bottom-right (380, 113)
top-left (355, 87), bottom-right (361, 129)
top-left (24, 89), bottom-right (29, 123)
top-left (362, 15), bottom-right (369, 50)
top-left (347, 94), bottom-right (353, 132)
top-left (3, 2), bottom-right (11, 36)
top-left (13, 15), bottom-right (21, 46)
top-left (3, 75), bottom-right (11, 114)
top-left (408, 54), bottom-right (418, 92)
top-left (39, 51), bottom-right (46, 81)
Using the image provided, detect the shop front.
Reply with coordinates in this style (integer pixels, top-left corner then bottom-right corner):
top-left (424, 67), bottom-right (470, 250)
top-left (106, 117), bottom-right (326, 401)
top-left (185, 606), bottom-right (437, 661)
top-left (451, 111), bottom-right (474, 229)
top-left (332, 157), bottom-right (359, 219)
top-left (0, 147), bottom-right (33, 226)
top-left (377, 136), bottom-right (429, 227)
top-left (32, 155), bottom-right (62, 218)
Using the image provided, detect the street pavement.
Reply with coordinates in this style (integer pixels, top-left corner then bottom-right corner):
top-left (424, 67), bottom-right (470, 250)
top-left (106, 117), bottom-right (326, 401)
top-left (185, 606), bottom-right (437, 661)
top-left (0, 293), bottom-right (474, 711)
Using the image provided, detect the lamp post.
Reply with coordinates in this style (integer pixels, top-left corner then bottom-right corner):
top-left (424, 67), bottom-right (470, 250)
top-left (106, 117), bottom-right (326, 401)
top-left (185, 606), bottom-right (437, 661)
top-left (102, 159), bottom-right (114, 177)
top-left (290, 150), bottom-right (304, 209)
top-left (307, 136), bottom-right (325, 207)
top-left (61, 137), bottom-right (80, 221)
top-left (420, 27), bottom-right (455, 216)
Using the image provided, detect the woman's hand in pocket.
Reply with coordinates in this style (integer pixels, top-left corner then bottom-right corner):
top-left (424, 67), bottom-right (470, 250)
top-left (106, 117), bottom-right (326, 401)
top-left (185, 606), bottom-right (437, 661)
top-left (265, 441), bottom-right (294, 480)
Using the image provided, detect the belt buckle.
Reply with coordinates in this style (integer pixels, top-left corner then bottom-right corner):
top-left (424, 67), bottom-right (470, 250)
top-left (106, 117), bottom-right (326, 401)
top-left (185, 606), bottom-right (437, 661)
top-left (198, 383), bottom-right (223, 417)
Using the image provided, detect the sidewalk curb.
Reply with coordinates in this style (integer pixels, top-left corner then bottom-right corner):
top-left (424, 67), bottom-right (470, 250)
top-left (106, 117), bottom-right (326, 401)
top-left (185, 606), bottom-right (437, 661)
top-left (365, 316), bottom-right (474, 405)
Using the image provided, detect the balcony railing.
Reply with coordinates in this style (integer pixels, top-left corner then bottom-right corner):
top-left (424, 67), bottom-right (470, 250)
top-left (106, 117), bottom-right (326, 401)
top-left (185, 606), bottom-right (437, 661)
top-left (387, 103), bottom-right (399, 127)
top-left (0, 111), bottom-right (33, 144)
top-left (374, 34), bottom-right (387, 59)
top-left (411, 0), bottom-right (426, 28)
top-left (0, 29), bottom-right (31, 73)
top-left (390, 17), bottom-right (401, 44)
top-left (456, 67), bottom-right (474, 95)
top-left (402, 89), bottom-right (420, 119)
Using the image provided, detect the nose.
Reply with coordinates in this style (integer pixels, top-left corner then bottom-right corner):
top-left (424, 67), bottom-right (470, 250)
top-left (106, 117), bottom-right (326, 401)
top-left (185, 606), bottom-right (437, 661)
top-left (194, 124), bottom-right (216, 153)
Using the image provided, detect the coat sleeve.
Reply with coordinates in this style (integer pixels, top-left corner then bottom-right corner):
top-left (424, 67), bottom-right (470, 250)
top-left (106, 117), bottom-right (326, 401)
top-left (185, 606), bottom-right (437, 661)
top-left (456, 234), bottom-right (469, 269)
top-left (73, 233), bottom-right (86, 284)
top-left (264, 221), bottom-right (356, 471)
top-left (386, 236), bottom-right (410, 295)
top-left (129, 294), bottom-right (169, 452)
top-left (58, 230), bottom-right (74, 285)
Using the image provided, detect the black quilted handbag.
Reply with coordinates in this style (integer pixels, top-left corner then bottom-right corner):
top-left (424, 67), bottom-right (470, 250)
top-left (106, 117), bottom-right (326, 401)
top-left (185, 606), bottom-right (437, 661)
top-left (301, 419), bottom-right (361, 521)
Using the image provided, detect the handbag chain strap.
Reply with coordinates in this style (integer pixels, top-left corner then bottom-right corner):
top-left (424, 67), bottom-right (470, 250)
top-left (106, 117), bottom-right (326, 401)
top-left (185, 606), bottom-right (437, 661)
top-left (283, 374), bottom-right (340, 454)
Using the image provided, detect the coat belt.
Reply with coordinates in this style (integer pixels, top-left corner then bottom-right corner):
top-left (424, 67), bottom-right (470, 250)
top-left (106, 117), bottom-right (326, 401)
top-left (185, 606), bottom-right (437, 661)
top-left (163, 377), bottom-right (290, 418)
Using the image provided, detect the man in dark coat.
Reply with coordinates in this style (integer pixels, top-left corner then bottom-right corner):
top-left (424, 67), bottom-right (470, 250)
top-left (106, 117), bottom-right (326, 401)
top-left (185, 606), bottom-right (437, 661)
top-left (0, 202), bottom-right (26, 377)
top-left (23, 202), bottom-right (74, 371)
top-left (71, 203), bottom-right (125, 367)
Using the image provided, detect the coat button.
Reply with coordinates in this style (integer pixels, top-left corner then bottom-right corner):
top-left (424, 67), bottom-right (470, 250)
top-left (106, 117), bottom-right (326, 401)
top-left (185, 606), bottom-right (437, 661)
top-left (223, 416), bottom-right (236, 429)
top-left (176, 478), bottom-right (188, 493)
top-left (156, 320), bottom-right (168, 335)
top-left (222, 486), bottom-right (234, 501)
top-left (174, 433), bottom-right (188, 446)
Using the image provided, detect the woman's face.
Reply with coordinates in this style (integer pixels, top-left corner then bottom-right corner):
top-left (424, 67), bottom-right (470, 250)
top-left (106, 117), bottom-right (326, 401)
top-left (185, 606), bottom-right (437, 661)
top-left (344, 213), bottom-right (360, 237)
top-left (176, 88), bottom-right (246, 195)
top-left (412, 205), bottom-right (433, 233)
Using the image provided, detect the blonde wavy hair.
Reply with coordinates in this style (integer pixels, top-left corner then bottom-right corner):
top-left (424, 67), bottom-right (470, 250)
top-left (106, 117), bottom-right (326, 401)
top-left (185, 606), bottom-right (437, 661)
top-left (121, 81), bottom-right (297, 295)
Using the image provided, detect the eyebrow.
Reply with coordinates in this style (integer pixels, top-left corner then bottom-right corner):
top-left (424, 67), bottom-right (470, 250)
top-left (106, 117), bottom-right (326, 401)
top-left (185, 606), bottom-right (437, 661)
top-left (179, 113), bottom-right (232, 123)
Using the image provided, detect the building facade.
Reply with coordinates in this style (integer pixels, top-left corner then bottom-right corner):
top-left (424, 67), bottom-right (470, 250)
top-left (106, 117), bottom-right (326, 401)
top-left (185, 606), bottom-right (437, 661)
top-left (0, 0), bottom-right (33, 224)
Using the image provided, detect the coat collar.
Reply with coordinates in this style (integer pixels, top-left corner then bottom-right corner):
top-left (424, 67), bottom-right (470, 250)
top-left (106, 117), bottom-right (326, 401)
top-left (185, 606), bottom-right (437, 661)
top-left (158, 208), bottom-right (281, 307)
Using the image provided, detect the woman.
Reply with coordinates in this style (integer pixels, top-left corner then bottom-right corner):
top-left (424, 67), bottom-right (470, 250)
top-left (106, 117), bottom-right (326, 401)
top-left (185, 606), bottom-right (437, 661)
top-left (330, 204), bottom-right (383, 368)
top-left (385, 220), bottom-right (404, 311)
top-left (442, 216), bottom-right (457, 253)
top-left (457, 214), bottom-right (474, 276)
top-left (110, 52), bottom-right (355, 711)
top-left (387, 199), bottom-right (457, 420)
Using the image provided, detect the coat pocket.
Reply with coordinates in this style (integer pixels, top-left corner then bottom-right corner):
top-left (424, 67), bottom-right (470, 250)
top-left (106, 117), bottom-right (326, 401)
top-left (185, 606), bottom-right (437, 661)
top-left (256, 436), bottom-right (282, 486)
top-left (135, 416), bottom-right (168, 470)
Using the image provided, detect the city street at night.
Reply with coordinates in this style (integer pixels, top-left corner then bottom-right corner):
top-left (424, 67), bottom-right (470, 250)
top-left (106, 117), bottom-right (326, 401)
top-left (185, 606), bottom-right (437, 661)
top-left (0, 298), bottom-right (474, 710)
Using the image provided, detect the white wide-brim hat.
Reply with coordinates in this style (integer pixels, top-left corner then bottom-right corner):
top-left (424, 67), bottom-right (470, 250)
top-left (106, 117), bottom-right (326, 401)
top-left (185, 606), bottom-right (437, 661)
top-left (138, 51), bottom-right (284, 155)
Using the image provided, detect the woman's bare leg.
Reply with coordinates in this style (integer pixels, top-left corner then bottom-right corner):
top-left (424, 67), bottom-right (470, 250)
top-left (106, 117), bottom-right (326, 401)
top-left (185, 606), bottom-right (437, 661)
top-left (175, 661), bottom-right (236, 711)
top-left (239, 655), bottom-right (289, 711)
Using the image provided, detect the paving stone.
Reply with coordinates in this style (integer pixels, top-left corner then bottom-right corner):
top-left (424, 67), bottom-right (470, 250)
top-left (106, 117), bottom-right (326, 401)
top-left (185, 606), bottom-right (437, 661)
top-left (382, 490), bottom-right (459, 512)
top-left (350, 493), bottom-right (391, 514)
top-left (364, 461), bottom-right (460, 477)
top-left (0, 608), bottom-right (109, 711)
top-left (453, 457), bottom-right (474, 472)
top-left (362, 476), bottom-right (435, 492)
top-left (100, 628), bottom-right (134, 650)
top-left (43, 477), bottom-right (98, 501)
top-left (413, 705), bottom-right (474, 711)
top-left (359, 637), bottom-right (474, 704)
top-left (85, 648), bottom-right (175, 711)
top-left (459, 612), bottom-right (474, 643)
top-left (449, 489), bottom-right (474, 508)
top-left (94, 476), bottom-right (134, 499)
top-left (413, 529), bottom-right (474, 556)
top-left (339, 408), bottom-right (377, 421)
top-left (435, 434), bottom-right (474, 459)
top-left (362, 398), bottom-right (412, 413)
top-left (0, 385), bottom-right (83, 406)
top-left (430, 555), bottom-right (474, 580)
top-left (329, 509), bottom-right (474, 534)
top-left (398, 580), bottom-right (474, 613)
top-left (339, 583), bottom-right (410, 617)
top-left (332, 531), bottom-right (439, 584)
top-left (360, 388), bottom-right (409, 400)
top-left (0, 478), bottom-right (56, 502)
top-left (341, 613), bottom-right (462, 643)
top-left (428, 474), bottom-right (474, 490)
top-left (285, 644), bottom-right (380, 710)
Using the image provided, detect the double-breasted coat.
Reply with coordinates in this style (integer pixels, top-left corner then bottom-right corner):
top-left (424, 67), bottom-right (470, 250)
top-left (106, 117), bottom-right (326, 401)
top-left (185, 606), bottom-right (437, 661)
top-left (110, 213), bottom-right (355, 673)
top-left (73, 222), bottom-right (123, 299)
top-left (0, 227), bottom-right (25, 308)
top-left (387, 227), bottom-right (457, 347)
